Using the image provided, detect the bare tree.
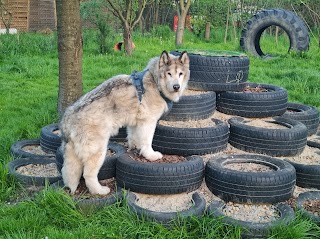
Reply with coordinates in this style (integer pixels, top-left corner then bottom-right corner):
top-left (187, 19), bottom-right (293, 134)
top-left (56, 0), bottom-right (83, 117)
top-left (106, 0), bottom-right (147, 55)
top-left (0, 1), bottom-right (12, 34)
top-left (175, 0), bottom-right (191, 47)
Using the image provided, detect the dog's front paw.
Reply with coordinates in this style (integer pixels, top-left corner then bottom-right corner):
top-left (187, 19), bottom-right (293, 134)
top-left (144, 151), bottom-right (163, 161)
top-left (90, 186), bottom-right (110, 195)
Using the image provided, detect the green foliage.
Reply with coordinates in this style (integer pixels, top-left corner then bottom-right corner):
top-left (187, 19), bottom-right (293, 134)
top-left (151, 25), bottom-right (174, 40)
top-left (80, 0), bottom-right (115, 54)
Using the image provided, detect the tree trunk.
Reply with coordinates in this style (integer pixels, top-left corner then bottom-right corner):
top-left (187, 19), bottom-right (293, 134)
top-left (56, 0), bottom-right (83, 118)
top-left (124, 23), bottom-right (133, 55)
top-left (205, 22), bottom-right (210, 41)
top-left (175, 13), bottom-right (186, 46)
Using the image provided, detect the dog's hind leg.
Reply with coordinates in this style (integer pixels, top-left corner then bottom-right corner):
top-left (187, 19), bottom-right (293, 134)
top-left (136, 121), bottom-right (163, 161)
top-left (62, 142), bottom-right (83, 194)
top-left (82, 144), bottom-right (110, 195)
top-left (127, 126), bottom-right (139, 149)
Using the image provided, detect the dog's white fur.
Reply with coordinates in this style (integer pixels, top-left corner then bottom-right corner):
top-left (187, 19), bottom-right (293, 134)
top-left (60, 51), bottom-right (190, 195)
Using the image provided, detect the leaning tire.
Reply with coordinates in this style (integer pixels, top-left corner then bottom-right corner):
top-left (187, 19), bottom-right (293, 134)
top-left (171, 50), bottom-right (249, 92)
top-left (240, 8), bottom-right (310, 57)
top-left (152, 118), bottom-right (229, 156)
top-left (207, 201), bottom-right (295, 238)
top-left (161, 91), bottom-right (216, 121)
top-left (228, 117), bottom-right (308, 157)
top-left (296, 191), bottom-right (320, 225)
top-left (10, 139), bottom-right (55, 160)
top-left (116, 153), bottom-right (204, 194)
top-left (40, 123), bottom-right (62, 153)
top-left (216, 83), bottom-right (288, 118)
top-left (8, 158), bottom-right (62, 186)
top-left (281, 102), bottom-right (319, 136)
top-left (127, 192), bottom-right (206, 224)
top-left (205, 154), bottom-right (296, 203)
top-left (55, 142), bottom-right (126, 180)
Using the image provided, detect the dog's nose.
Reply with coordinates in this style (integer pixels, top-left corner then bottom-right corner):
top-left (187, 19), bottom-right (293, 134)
top-left (173, 84), bottom-right (180, 91)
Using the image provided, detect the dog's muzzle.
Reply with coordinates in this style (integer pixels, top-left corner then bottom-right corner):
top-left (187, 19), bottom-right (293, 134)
top-left (173, 84), bottom-right (180, 92)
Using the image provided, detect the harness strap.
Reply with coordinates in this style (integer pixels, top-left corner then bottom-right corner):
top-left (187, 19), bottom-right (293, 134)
top-left (131, 69), bottom-right (173, 113)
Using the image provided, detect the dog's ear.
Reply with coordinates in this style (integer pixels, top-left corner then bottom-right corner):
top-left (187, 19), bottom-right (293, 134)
top-left (159, 50), bottom-right (171, 68)
top-left (179, 51), bottom-right (189, 67)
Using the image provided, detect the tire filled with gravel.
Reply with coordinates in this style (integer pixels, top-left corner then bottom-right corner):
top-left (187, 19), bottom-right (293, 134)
top-left (205, 154), bottom-right (296, 203)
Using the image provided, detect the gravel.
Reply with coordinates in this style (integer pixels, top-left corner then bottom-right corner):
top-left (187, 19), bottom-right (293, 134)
top-left (16, 163), bottom-right (60, 177)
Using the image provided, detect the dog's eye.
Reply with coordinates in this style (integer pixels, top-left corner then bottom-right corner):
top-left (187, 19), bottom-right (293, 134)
top-left (179, 72), bottom-right (183, 77)
top-left (167, 72), bottom-right (172, 76)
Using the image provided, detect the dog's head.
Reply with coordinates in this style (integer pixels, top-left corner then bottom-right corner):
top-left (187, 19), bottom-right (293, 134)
top-left (158, 50), bottom-right (190, 102)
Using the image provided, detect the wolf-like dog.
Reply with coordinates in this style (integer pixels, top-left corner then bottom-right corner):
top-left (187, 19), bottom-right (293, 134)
top-left (60, 51), bottom-right (190, 195)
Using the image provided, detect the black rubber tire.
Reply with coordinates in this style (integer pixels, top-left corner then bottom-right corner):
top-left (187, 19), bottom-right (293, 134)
top-left (281, 102), bottom-right (319, 136)
top-left (127, 192), bottom-right (206, 224)
top-left (55, 142), bottom-right (126, 180)
top-left (296, 191), bottom-right (320, 225)
top-left (216, 83), bottom-right (288, 118)
top-left (228, 116), bottom-right (308, 157)
top-left (152, 118), bottom-right (229, 156)
top-left (7, 158), bottom-right (62, 186)
top-left (116, 153), bottom-right (204, 194)
top-left (171, 50), bottom-right (249, 92)
top-left (51, 180), bottom-right (123, 214)
top-left (284, 159), bottom-right (320, 189)
top-left (240, 8), bottom-right (310, 57)
top-left (205, 154), bottom-right (296, 204)
top-left (307, 133), bottom-right (320, 149)
top-left (10, 139), bottom-right (55, 160)
top-left (40, 123), bottom-right (62, 153)
top-left (207, 200), bottom-right (295, 238)
top-left (161, 91), bottom-right (216, 121)
top-left (110, 127), bottom-right (127, 142)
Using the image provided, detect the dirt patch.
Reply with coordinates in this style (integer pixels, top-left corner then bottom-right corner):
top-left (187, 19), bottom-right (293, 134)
top-left (53, 129), bottom-right (61, 136)
top-left (183, 89), bottom-right (208, 96)
top-left (245, 119), bottom-right (288, 129)
top-left (243, 85), bottom-right (269, 93)
top-left (223, 161), bottom-right (274, 172)
top-left (159, 118), bottom-right (216, 128)
top-left (22, 145), bottom-right (54, 156)
top-left (128, 149), bottom-right (186, 163)
top-left (280, 146), bottom-right (320, 165)
top-left (135, 192), bottom-right (193, 212)
top-left (64, 178), bottom-right (117, 200)
top-left (303, 199), bottom-right (320, 216)
top-left (16, 163), bottom-right (60, 177)
top-left (308, 134), bottom-right (320, 144)
top-left (222, 202), bottom-right (279, 223)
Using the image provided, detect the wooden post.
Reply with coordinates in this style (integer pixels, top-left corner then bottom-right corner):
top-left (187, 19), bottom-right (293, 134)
top-left (205, 22), bottom-right (210, 40)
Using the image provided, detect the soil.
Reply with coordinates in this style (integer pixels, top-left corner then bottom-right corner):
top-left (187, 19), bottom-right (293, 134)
top-left (135, 192), bottom-right (193, 212)
top-left (16, 163), bottom-right (60, 177)
top-left (64, 178), bottom-right (117, 200)
top-left (223, 161), bottom-right (274, 172)
top-left (128, 149), bottom-right (186, 163)
top-left (303, 199), bottom-right (320, 216)
top-left (222, 202), bottom-right (279, 223)
top-left (245, 119), bottom-right (288, 129)
top-left (22, 145), bottom-right (55, 156)
top-left (159, 118), bottom-right (216, 128)
top-left (53, 129), bottom-right (61, 136)
top-left (280, 146), bottom-right (320, 165)
top-left (183, 89), bottom-right (207, 96)
top-left (243, 86), bottom-right (269, 93)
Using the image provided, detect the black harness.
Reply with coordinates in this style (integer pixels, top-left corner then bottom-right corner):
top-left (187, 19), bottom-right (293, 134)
top-left (131, 70), bottom-right (173, 113)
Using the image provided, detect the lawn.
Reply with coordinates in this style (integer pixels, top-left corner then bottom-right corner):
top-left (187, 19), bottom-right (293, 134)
top-left (0, 28), bottom-right (319, 239)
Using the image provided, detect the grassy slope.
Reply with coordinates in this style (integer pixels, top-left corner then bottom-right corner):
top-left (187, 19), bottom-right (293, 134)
top-left (0, 30), bottom-right (319, 239)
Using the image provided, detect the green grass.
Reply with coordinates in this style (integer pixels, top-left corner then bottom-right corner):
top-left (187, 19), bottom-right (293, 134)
top-left (0, 28), bottom-right (320, 238)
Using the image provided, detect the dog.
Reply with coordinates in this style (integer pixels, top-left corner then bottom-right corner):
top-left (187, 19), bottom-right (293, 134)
top-left (60, 51), bottom-right (190, 195)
